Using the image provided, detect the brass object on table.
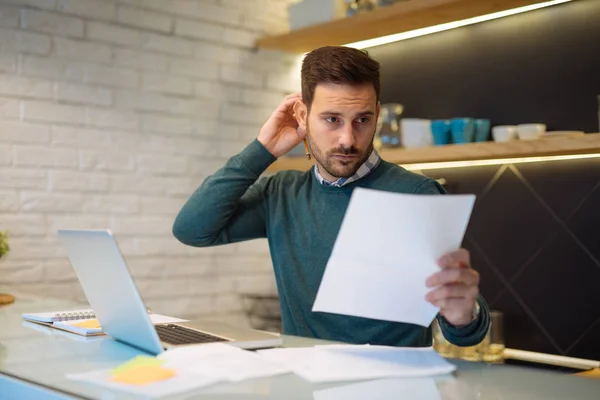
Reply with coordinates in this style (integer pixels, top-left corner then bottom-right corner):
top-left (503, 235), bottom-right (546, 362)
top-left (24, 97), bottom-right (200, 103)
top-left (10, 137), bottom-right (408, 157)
top-left (433, 310), bottom-right (505, 363)
top-left (0, 294), bottom-right (15, 306)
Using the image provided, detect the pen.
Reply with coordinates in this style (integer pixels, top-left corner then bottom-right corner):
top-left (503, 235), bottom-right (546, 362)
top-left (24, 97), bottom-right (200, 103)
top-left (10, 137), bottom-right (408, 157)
top-left (303, 138), bottom-right (311, 160)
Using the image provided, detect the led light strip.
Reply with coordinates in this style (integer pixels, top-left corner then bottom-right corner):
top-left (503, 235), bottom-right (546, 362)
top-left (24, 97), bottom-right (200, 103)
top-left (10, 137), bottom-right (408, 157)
top-left (344, 0), bottom-right (572, 49)
top-left (401, 152), bottom-right (600, 171)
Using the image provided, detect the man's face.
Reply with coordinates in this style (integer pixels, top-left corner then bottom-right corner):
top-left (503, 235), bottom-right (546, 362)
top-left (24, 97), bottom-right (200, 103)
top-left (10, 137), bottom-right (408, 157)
top-left (296, 83), bottom-right (379, 181)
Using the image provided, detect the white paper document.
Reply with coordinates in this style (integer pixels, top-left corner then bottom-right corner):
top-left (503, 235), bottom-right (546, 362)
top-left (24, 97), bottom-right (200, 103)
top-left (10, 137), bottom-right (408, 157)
top-left (312, 188), bottom-right (475, 327)
top-left (67, 344), bottom-right (291, 398)
top-left (149, 314), bottom-right (188, 324)
top-left (257, 345), bottom-right (456, 383)
top-left (67, 369), bottom-right (220, 398)
top-left (158, 343), bottom-right (291, 382)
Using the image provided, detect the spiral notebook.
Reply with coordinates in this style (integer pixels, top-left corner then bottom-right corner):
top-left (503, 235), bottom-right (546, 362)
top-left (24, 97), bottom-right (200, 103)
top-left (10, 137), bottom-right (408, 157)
top-left (22, 309), bottom-right (188, 337)
top-left (23, 309), bottom-right (97, 324)
top-left (22, 309), bottom-right (104, 336)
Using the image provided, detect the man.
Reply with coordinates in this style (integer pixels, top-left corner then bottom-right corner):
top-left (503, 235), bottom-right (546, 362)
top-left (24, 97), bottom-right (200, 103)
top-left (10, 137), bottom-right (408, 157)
top-left (173, 46), bottom-right (490, 347)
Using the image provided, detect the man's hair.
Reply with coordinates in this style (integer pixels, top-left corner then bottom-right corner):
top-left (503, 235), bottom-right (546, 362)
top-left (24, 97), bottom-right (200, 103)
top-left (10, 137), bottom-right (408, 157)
top-left (301, 46), bottom-right (380, 110)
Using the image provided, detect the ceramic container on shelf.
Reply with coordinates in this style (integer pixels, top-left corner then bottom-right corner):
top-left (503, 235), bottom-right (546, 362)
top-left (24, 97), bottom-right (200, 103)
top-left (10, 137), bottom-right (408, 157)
top-left (517, 123), bottom-right (546, 140)
top-left (401, 118), bottom-right (433, 148)
top-left (374, 103), bottom-right (404, 150)
top-left (474, 119), bottom-right (491, 142)
top-left (345, 0), bottom-right (376, 16)
top-left (450, 118), bottom-right (475, 144)
top-left (288, 0), bottom-right (346, 30)
top-left (431, 120), bottom-right (451, 146)
top-left (492, 125), bottom-right (518, 142)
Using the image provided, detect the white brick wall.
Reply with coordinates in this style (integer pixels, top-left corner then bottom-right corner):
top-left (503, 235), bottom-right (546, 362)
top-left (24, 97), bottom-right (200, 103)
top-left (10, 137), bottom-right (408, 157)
top-left (87, 21), bottom-right (140, 46)
top-left (55, 82), bottom-right (112, 106)
top-left (49, 170), bottom-right (109, 192)
top-left (14, 146), bottom-right (78, 168)
top-left (0, 5), bottom-right (20, 29)
top-left (21, 9), bottom-right (84, 38)
top-left (20, 55), bottom-right (85, 81)
top-left (0, 96), bottom-right (22, 119)
top-left (0, 0), bottom-right (299, 327)
top-left (0, 54), bottom-right (17, 73)
top-left (141, 73), bottom-right (192, 96)
top-left (140, 32), bottom-right (195, 56)
top-left (23, 100), bottom-right (85, 124)
top-left (84, 64), bottom-right (138, 89)
top-left (56, 0), bottom-right (117, 21)
top-left (0, 121), bottom-right (50, 143)
top-left (117, 6), bottom-right (172, 33)
top-left (174, 18), bottom-right (223, 42)
top-left (113, 48), bottom-right (168, 71)
top-left (0, 28), bottom-right (51, 55)
top-left (52, 37), bottom-right (112, 64)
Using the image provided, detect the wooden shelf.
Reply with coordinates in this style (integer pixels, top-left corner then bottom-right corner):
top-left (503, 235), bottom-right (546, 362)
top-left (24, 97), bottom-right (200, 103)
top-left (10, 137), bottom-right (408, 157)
top-left (265, 133), bottom-right (600, 172)
top-left (256, 0), bottom-right (565, 53)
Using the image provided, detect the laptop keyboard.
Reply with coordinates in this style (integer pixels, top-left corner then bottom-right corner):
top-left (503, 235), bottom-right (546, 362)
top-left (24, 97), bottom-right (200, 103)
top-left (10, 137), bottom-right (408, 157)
top-left (155, 324), bottom-right (229, 345)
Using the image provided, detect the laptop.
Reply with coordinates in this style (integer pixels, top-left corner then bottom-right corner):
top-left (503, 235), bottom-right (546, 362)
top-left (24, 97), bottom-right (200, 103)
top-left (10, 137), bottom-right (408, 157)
top-left (57, 229), bottom-right (282, 355)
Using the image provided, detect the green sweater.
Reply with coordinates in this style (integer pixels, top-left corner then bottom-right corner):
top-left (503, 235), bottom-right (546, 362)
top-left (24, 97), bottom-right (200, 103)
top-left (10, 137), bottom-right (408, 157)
top-left (173, 139), bottom-right (490, 347)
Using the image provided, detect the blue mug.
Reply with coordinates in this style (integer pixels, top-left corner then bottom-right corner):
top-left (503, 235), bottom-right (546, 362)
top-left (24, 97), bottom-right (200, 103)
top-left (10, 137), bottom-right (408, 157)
top-left (474, 119), bottom-right (491, 142)
top-left (431, 120), bottom-right (451, 146)
top-left (451, 118), bottom-right (475, 144)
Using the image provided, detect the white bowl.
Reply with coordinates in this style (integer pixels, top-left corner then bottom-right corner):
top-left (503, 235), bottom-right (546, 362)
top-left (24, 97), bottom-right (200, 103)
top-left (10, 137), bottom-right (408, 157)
top-left (492, 126), bottom-right (518, 142)
top-left (517, 124), bottom-right (546, 140)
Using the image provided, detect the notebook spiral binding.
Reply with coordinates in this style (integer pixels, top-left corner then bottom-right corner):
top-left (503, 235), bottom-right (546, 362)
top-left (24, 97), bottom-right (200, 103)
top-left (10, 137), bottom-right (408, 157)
top-left (51, 311), bottom-right (95, 322)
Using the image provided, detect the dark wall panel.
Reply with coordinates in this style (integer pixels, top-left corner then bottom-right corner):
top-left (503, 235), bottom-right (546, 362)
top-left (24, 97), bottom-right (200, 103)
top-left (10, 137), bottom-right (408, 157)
top-left (369, 0), bottom-right (600, 132)
top-left (423, 157), bottom-right (600, 360)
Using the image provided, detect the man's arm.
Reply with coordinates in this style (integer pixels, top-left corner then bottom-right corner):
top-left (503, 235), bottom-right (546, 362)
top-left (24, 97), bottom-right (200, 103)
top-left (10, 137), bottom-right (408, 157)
top-left (172, 139), bottom-right (275, 247)
top-left (173, 93), bottom-right (306, 247)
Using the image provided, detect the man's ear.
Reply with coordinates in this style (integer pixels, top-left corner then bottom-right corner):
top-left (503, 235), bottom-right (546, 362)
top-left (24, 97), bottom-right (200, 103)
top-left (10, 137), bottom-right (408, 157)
top-left (293, 100), bottom-right (308, 131)
top-left (376, 101), bottom-right (381, 120)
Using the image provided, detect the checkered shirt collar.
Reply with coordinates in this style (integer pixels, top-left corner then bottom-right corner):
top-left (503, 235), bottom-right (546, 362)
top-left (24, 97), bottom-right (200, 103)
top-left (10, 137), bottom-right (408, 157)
top-left (314, 148), bottom-right (381, 187)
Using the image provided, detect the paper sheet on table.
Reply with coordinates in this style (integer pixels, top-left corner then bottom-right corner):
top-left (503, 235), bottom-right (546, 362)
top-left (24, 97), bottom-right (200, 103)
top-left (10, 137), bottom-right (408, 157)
top-left (158, 343), bottom-right (292, 382)
top-left (67, 368), bottom-right (220, 398)
top-left (313, 377), bottom-right (441, 400)
top-left (312, 187), bottom-right (475, 327)
top-left (257, 345), bottom-right (456, 383)
top-left (149, 314), bottom-right (188, 324)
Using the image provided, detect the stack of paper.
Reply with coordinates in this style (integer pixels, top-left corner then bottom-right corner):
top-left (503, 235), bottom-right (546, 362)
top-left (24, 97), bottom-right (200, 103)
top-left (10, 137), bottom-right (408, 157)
top-left (158, 343), bottom-right (292, 382)
top-left (67, 344), bottom-right (291, 398)
top-left (257, 344), bottom-right (456, 383)
top-left (68, 343), bottom-right (455, 396)
top-left (67, 355), bottom-right (220, 398)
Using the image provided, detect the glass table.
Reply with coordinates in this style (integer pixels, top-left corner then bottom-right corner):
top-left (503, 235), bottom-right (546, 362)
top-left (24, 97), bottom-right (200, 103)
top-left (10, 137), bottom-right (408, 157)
top-left (1, 290), bottom-right (599, 399)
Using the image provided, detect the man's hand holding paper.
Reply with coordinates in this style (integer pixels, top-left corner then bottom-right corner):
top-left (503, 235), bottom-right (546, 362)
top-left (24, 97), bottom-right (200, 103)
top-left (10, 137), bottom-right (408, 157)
top-left (426, 249), bottom-right (480, 327)
top-left (312, 187), bottom-right (478, 329)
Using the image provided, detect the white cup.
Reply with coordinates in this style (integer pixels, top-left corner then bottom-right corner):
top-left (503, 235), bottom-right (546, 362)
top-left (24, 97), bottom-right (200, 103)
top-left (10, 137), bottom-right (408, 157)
top-left (492, 126), bottom-right (518, 142)
top-left (401, 118), bottom-right (433, 148)
top-left (517, 124), bottom-right (546, 140)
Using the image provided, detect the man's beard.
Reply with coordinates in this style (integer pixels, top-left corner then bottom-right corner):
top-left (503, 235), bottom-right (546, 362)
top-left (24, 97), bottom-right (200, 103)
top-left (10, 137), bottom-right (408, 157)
top-left (307, 125), bottom-right (374, 179)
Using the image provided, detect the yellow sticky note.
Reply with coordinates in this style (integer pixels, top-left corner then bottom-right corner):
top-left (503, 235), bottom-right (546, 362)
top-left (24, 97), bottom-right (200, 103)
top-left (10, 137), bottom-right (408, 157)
top-left (111, 365), bottom-right (176, 385)
top-left (111, 355), bottom-right (164, 375)
top-left (72, 319), bottom-right (101, 329)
